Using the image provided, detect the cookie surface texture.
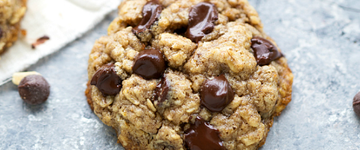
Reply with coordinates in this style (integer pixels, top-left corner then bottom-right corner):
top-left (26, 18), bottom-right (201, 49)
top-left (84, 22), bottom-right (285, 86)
top-left (0, 0), bottom-right (27, 54)
top-left (86, 0), bottom-right (294, 149)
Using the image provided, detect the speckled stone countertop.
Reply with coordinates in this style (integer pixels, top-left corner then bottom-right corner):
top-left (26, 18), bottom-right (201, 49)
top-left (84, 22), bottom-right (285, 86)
top-left (1, 0), bottom-right (360, 149)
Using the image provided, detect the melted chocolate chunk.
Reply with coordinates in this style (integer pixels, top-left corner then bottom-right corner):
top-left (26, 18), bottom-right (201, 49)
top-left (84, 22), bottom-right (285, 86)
top-left (133, 49), bottom-right (165, 80)
top-left (251, 37), bottom-right (283, 66)
top-left (200, 74), bottom-right (234, 112)
top-left (184, 116), bottom-right (225, 150)
top-left (18, 75), bottom-right (50, 105)
top-left (90, 63), bottom-right (122, 96)
top-left (185, 2), bottom-right (218, 43)
top-left (132, 0), bottom-right (162, 34)
top-left (154, 77), bottom-right (170, 106)
top-left (353, 92), bottom-right (360, 117)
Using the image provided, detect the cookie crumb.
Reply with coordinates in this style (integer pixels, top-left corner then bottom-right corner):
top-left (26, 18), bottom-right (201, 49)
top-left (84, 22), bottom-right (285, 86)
top-left (20, 29), bottom-right (27, 36)
top-left (31, 35), bottom-right (50, 49)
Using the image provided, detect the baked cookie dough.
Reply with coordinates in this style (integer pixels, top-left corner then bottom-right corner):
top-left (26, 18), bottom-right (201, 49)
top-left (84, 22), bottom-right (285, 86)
top-left (0, 0), bottom-right (27, 54)
top-left (86, 0), bottom-right (293, 149)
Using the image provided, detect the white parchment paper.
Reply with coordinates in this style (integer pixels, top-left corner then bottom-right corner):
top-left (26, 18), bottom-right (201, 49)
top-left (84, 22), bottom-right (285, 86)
top-left (0, 0), bottom-right (121, 85)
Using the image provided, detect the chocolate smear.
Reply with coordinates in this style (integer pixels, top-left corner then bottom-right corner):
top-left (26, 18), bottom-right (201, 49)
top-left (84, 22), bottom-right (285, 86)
top-left (154, 77), bottom-right (170, 106)
top-left (31, 35), bottom-right (50, 49)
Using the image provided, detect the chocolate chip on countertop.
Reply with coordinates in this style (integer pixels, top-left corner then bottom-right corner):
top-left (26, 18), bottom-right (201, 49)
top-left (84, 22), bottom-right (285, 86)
top-left (353, 92), bottom-right (360, 117)
top-left (200, 74), bottom-right (234, 112)
top-left (154, 77), bottom-right (170, 106)
top-left (133, 49), bottom-right (166, 80)
top-left (184, 116), bottom-right (226, 150)
top-left (251, 37), bottom-right (283, 66)
top-left (18, 75), bottom-right (50, 105)
top-left (185, 2), bottom-right (218, 43)
top-left (132, 0), bottom-right (162, 34)
top-left (90, 63), bottom-right (122, 96)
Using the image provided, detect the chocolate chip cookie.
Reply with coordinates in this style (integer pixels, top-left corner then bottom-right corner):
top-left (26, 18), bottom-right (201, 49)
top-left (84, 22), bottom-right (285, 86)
top-left (86, 0), bottom-right (293, 149)
top-left (0, 0), bottom-right (27, 54)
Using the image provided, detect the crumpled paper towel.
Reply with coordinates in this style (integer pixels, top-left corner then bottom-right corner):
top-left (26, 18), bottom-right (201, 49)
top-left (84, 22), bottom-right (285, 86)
top-left (0, 0), bottom-right (121, 85)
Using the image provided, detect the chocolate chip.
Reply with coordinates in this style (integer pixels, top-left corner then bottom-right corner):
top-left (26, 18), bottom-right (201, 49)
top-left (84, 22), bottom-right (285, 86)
top-left (251, 37), bottom-right (283, 66)
top-left (132, 0), bottom-right (162, 34)
top-left (154, 77), bottom-right (170, 106)
top-left (200, 75), bottom-right (234, 112)
top-left (18, 75), bottom-right (50, 105)
top-left (185, 2), bottom-right (218, 43)
top-left (133, 49), bottom-right (165, 80)
top-left (184, 116), bottom-right (225, 150)
top-left (353, 92), bottom-right (360, 117)
top-left (90, 63), bottom-right (122, 96)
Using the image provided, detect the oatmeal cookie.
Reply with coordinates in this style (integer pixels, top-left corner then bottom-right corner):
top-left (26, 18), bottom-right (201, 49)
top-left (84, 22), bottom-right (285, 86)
top-left (86, 0), bottom-right (293, 149)
top-left (0, 0), bottom-right (27, 55)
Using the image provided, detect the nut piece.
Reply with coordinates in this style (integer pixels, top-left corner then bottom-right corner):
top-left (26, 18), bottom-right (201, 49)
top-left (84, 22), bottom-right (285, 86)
top-left (12, 71), bottom-right (41, 85)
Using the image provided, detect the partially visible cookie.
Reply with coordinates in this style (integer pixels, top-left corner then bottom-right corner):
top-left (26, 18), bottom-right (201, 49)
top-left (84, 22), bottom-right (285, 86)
top-left (86, 0), bottom-right (293, 149)
top-left (0, 0), bottom-right (27, 54)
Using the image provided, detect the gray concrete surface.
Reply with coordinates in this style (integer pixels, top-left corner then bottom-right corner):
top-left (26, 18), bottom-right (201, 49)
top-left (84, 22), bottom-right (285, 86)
top-left (0, 0), bottom-right (360, 149)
